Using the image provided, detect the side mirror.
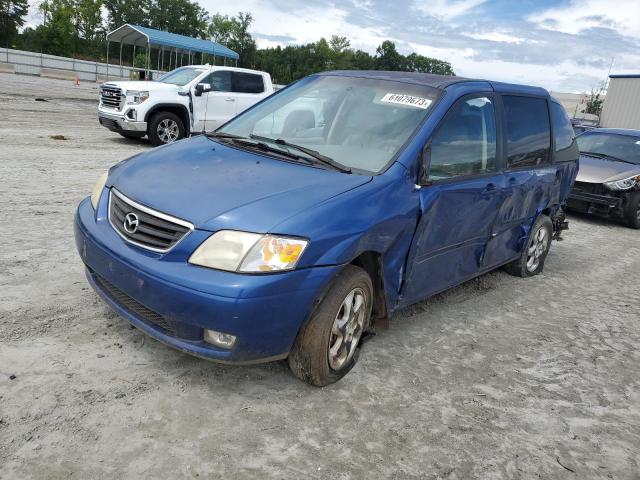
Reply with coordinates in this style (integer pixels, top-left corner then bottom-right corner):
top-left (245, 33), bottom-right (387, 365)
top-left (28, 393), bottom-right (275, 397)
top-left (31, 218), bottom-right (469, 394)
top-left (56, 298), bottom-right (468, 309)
top-left (194, 83), bottom-right (212, 97)
top-left (418, 143), bottom-right (431, 186)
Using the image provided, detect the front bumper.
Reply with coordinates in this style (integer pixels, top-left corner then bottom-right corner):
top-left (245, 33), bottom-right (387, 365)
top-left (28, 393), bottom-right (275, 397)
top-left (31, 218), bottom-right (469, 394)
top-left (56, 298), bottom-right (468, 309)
top-left (98, 110), bottom-right (147, 133)
top-left (75, 193), bottom-right (340, 363)
top-left (568, 190), bottom-right (622, 208)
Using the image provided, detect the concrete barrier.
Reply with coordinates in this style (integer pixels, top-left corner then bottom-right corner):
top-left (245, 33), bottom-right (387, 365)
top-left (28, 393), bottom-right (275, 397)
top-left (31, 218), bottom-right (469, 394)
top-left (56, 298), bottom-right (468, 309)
top-left (41, 68), bottom-right (79, 81)
top-left (0, 63), bottom-right (16, 73)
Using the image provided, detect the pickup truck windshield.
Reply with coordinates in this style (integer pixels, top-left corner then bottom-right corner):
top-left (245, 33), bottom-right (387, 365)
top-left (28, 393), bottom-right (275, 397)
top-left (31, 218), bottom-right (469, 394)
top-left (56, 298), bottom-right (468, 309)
top-left (218, 75), bottom-right (439, 173)
top-left (577, 133), bottom-right (640, 165)
top-left (158, 67), bottom-right (205, 86)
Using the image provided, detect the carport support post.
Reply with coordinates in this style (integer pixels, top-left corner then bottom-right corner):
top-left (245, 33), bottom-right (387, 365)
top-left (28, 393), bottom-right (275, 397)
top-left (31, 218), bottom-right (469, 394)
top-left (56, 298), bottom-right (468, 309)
top-left (106, 40), bottom-right (110, 81)
top-left (119, 41), bottom-right (123, 78)
top-left (132, 44), bottom-right (136, 79)
top-left (146, 41), bottom-right (150, 79)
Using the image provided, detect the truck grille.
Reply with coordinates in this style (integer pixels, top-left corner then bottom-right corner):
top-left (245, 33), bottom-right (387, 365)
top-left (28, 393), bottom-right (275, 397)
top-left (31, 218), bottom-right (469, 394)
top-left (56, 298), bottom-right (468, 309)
top-left (109, 189), bottom-right (193, 253)
top-left (573, 182), bottom-right (605, 195)
top-left (100, 84), bottom-right (124, 110)
top-left (91, 269), bottom-right (176, 336)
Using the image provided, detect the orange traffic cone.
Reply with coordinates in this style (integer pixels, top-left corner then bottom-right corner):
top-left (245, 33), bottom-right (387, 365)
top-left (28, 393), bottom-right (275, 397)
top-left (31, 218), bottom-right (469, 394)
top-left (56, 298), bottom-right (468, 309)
top-left (75, 77), bottom-right (80, 86)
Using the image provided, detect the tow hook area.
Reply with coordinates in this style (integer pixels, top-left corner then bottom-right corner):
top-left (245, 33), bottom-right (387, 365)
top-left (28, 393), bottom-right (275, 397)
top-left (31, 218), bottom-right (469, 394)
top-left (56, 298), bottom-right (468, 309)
top-left (553, 209), bottom-right (569, 241)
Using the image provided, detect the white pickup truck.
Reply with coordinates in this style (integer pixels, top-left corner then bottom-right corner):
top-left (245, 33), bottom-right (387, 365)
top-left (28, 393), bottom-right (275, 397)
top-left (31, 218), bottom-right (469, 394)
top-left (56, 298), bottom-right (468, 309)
top-left (98, 66), bottom-right (274, 145)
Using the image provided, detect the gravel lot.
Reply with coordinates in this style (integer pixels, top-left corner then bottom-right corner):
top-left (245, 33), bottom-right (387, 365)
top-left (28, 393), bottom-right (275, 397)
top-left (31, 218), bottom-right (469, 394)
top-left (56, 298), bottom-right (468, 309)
top-left (1, 72), bottom-right (639, 480)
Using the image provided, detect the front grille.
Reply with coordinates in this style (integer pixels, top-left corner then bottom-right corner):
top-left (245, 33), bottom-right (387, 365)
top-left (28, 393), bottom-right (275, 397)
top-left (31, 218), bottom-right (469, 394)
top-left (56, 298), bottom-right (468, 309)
top-left (109, 189), bottom-right (193, 253)
top-left (100, 85), bottom-right (124, 110)
top-left (573, 181), bottom-right (605, 195)
top-left (91, 270), bottom-right (176, 336)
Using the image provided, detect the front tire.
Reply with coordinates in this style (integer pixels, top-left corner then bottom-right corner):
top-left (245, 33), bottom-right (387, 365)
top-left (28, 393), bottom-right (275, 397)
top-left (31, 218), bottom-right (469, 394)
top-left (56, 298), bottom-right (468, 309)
top-left (504, 215), bottom-right (553, 277)
top-left (148, 112), bottom-right (185, 146)
top-left (624, 191), bottom-right (640, 229)
top-left (288, 265), bottom-right (373, 386)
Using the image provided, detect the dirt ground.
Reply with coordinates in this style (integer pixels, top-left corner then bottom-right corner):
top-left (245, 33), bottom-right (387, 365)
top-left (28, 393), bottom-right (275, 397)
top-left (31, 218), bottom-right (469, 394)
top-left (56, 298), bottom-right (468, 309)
top-left (1, 72), bottom-right (639, 480)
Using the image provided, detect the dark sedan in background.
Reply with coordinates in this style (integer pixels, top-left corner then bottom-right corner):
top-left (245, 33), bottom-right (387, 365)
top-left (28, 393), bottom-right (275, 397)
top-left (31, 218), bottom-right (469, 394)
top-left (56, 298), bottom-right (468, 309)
top-left (568, 128), bottom-right (640, 228)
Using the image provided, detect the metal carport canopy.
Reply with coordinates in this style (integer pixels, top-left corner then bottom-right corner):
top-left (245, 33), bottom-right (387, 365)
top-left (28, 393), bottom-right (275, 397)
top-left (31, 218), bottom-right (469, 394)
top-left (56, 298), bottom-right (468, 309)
top-left (107, 24), bottom-right (239, 60)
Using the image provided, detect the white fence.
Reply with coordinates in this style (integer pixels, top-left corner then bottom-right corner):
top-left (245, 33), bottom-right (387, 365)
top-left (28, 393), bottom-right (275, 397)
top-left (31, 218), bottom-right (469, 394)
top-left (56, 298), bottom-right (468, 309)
top-left (0, 48), bottom-right (164, 82)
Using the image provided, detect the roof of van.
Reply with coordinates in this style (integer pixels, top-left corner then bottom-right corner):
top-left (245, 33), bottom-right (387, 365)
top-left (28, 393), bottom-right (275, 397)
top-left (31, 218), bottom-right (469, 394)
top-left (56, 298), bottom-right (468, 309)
top-left (320, 70), bottom-right (549, 96)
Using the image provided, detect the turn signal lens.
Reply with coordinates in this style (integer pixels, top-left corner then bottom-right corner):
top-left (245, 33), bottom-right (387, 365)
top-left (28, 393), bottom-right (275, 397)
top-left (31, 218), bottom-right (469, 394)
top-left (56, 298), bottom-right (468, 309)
top-left (239, 236), bottom-right (308, 272)
top-left (90, 172), bottom-right (108, 209)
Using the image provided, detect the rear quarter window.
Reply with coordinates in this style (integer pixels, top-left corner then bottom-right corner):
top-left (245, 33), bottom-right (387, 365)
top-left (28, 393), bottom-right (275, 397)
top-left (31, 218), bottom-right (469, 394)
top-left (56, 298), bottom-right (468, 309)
top-left (551, 102), bottom-right (575, 151)
top-left (233, 72), bottom-right (265, 94)
top-left (503, 95), bottom-right (551, 168)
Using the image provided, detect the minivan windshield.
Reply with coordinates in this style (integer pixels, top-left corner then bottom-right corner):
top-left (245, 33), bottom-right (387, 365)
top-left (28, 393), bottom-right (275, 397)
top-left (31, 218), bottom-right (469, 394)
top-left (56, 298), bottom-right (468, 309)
top-left (577, 132), bottom-right (640, 165)
top-left (217, 75), bottom-right (440, 173)
top-left (158, 67), bottom-right (205, 86)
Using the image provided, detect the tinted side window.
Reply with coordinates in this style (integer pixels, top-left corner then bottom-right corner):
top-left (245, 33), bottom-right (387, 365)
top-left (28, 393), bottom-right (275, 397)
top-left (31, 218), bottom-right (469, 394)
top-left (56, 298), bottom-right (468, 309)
top-left (204, 71), bottom-right (231, 92)
top-left (551, 101), bottom-right (575, 151)
top-left (428, 96), bottom-right (497, 180)
top-left (232, 72), bottom-right (265, 94)
top-left (503, 95), bottom-right (551, 167)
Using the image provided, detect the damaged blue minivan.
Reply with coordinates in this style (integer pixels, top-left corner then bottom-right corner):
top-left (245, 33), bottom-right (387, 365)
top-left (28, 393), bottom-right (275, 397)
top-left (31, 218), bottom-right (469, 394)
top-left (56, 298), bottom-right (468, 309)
top-left (75, 71), bottom-right (579, 385)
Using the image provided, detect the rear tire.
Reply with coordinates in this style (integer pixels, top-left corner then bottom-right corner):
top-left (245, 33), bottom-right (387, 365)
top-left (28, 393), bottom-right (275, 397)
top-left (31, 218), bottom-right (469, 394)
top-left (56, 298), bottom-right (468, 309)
top-left (288, 265), bottom-right (373, 387)
top-left (148, 112), bottom-right (185, 146)
top-left (624, 191), bottom-right (640, 229)
top-left (504, 215), bottom-right (553, 277)
top-left (118, 131), bottom-right (145, 140)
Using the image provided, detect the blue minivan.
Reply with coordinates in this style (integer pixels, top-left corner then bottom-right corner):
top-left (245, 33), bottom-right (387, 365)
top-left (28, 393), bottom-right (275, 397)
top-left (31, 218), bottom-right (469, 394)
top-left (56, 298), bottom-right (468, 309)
top-left (75, 71), bottom-right (579, 385)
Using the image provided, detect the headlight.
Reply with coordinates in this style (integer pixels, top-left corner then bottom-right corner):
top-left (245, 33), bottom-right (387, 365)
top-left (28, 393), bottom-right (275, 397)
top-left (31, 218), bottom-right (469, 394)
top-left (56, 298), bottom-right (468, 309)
top-left (604, 175), bottom-right (640, 191)
top-left (90, 172), bottom-right (108, 209)
top-left (189, 230), bottom-right (308, 273)
top-left (126, 90), bottom-right (149, 105)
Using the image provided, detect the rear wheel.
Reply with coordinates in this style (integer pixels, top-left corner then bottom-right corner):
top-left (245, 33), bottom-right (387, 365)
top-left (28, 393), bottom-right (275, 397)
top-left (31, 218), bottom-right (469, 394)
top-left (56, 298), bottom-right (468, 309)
top-left (288, 265), bottom-right (373, 386)
top-left (504, 215), bottom-right (553, 277)
top-left (148, 112), bottom-right (185, 146)
top-left (624, 191), bottom-right (640, 229)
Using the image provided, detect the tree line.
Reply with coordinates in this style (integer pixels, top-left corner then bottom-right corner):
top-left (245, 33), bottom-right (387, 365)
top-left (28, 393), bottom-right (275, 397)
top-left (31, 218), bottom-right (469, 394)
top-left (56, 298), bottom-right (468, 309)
top-left (1, 0), bottom-right (455, 84)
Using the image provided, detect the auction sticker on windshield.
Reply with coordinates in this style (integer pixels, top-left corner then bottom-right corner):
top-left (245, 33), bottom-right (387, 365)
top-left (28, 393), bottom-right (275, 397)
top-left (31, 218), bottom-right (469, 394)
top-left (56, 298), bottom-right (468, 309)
top-left (380, 93), bottom-right (432, 109)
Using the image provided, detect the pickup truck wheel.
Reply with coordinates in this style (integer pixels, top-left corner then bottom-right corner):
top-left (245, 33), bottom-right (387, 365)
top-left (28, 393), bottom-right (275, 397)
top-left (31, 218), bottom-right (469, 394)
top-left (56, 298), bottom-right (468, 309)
top-left (118, 132), bottom-right (145, 140)
top-left (623, 191), bottom-right (640, 229)
top-left (148, 112), bottom-right (185, 146)
top-left (288, 265), bottom-right (373, 386)
top-left (503, 215), bottom-right (553, 278)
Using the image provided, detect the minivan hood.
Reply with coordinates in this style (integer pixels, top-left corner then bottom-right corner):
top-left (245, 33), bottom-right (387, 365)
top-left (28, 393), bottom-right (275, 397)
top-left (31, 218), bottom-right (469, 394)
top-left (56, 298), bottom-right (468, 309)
top-left (575, 154), bottom-right (640, 184)
top-left (107, 136), bottom-right (372, 232)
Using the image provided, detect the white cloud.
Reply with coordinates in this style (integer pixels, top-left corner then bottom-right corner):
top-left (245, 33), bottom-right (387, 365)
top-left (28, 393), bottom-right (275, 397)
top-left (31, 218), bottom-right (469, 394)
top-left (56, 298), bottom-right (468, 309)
top-left (528, 0), bottom-right (640, 39)
top-left (463, 31), bottom-right (528, 44)
top-left (414, 0), bottom-right (487, 20)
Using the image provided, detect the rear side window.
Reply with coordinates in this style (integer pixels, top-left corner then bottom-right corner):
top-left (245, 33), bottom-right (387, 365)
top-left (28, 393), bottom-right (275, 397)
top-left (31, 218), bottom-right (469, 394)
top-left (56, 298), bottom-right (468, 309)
top-left (428, 96), bottom-right (497, 180)
top-left (232, 72), bottom-right (265, 94)
top-left (503, 96), bottom-right (551, 167)
top-left (551, 102), bottom-right (575, 151)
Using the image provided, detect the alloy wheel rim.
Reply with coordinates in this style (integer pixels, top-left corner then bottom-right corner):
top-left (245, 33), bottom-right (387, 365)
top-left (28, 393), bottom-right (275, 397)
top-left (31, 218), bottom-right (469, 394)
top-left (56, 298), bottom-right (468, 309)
top-left (328, 287), bottom-right (367, 371)
top-left (526, 226), bottom-right (549, 272)
top-left (157, 119), bottom-right (179, 143)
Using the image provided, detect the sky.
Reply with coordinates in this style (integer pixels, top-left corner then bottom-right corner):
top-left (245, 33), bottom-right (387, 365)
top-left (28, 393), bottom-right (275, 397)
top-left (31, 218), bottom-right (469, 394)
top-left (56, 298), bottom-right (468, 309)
top-left (27, 0), bottom-right (640, 92)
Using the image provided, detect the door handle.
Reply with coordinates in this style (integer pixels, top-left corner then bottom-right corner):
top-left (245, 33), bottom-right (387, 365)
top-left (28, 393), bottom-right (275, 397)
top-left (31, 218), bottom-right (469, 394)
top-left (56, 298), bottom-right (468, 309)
top-left (508, 177), bottom-right (517, 184)
top-left (483, 182), bottom-right (496, 192)
top-left (225, 98), bottom-right (235, 102)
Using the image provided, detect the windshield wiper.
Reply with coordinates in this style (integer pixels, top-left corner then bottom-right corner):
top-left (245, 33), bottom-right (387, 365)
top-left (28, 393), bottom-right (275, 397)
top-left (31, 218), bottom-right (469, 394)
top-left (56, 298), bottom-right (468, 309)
top-left (581, 151), bottom-right (634, 164)
top-left (250, 134), bottom-right (352, 173)
top-left (207, 132), bottom-right (315, 163)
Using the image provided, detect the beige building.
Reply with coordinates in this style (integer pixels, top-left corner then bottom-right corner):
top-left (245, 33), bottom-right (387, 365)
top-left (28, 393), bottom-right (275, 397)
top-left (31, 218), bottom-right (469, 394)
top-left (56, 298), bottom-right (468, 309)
top-left (600, 75), bottom-right (640, 129)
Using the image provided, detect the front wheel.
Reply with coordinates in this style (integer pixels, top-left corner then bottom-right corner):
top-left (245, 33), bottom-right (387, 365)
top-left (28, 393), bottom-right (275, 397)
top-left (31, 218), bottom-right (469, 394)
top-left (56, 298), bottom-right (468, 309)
top-left (504, 215), bottom-right (553, 277)
top-left (148, 112), bottom-right (185, 146)
top-left (624, 191), bottom-right (640, 229)
top-left (288, 265), bottom-right (373, 386)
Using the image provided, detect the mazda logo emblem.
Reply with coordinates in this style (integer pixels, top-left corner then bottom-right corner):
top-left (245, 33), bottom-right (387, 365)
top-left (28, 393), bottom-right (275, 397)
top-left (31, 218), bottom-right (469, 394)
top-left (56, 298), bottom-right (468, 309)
top-left (123, 212), bottom-right (139, 234)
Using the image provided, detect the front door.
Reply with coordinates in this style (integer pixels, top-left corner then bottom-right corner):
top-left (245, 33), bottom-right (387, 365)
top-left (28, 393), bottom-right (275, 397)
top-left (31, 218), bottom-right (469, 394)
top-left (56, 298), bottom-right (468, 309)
top-left (192, 70), bottom-right (237, 131)
top-left (401, 95), bottom-right (504, 305)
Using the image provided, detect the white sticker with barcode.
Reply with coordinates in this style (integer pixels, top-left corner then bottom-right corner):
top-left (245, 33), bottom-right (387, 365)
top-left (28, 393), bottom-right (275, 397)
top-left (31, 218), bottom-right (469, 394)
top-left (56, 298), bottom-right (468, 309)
top-left (380, 93), bottom-right (432, 109)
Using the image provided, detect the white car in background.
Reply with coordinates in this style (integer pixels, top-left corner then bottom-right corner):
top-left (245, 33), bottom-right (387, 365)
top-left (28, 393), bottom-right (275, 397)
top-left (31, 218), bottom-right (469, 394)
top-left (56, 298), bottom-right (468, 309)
top-left (98, 66), bottom-right (274, 145)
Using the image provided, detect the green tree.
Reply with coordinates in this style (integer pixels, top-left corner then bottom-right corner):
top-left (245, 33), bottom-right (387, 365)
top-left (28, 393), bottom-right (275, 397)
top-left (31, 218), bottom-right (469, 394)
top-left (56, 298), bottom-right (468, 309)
top-left (105, 0), bottom-right (149, 31)
top-left (208, 11), bottom-right (256, 67)
top-left (38, 0), bottom-right (76, 55)
top-left (329, 35), bottom-right (350, 53)
top-left (148, 0), bottom-right (208, 38)
top-left (1, 0), bottom-right (29, 48)
top-left (585, 87), bottom-right (605, 115)
top-left (375, 40), bottom-right (403, 71)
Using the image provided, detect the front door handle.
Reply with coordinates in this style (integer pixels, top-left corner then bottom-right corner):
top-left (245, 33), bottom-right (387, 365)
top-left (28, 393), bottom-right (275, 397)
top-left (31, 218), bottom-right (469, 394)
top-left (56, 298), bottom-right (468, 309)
top-left (225, 98), bottom-right (235, 102)
top-left (484, 182), bottom-right (496, 192)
